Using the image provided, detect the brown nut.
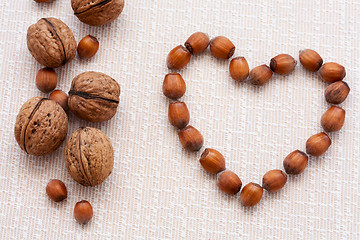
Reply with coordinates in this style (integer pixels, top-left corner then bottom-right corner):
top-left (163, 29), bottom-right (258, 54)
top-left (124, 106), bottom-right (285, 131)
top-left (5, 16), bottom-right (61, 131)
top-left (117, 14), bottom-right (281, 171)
top-left (210, 36), bottom-right (235, 59)
top-left (270, 54), bottom-right (297, 75)
top-left (46, 179), bottom-right (67, 202)
top-left (249, 64), bottom-right (273, 86)
top-left (325, 81), bottom-right (350, 104)
top-left (262, 170), bottom-right (287, 193)
top-left (36, 68), bottom-right (57, 93)
top-left (217, 170), bottom-right (242, 195)
top-left (240, 182), bottom-right (263, 207)
top-left (321, 106), bottom-right (345, 132)
top-left (299, 49), bottom-right (323, 72)
top-left (168, 102), bottom-right (190, 129)
top-left (68, 71), bottom-right (120, 122)
top-left (229, 57), bottom-right (249, 82)
top-left (283, 150), bottom-right (308, 175)
top-left (71, 0), bottom-right (125, 26)
top-left (199, 148), bottom-right (225, 174)
top-left (178, 126), bottom-right (204, 151)
top-left (77, 35), bottom-right (99, 59)
top-left (185, 32), bottom-right (209, 54)
top-left (162, 73), bottom-right (186, 99)
top-left (74, 200), bottom-right (93, 224)
top-left (14, 97), bottom-right (68, 156)
top-left (49, 90), bottom-right (68, 112)
top-left (319, 62), bottom-right (346, 83)
top-left (64, 127), bottom-right (114, 186)
top-left (167, 45), bottom-right (191, 70)
top-left (27, 18), bottom-right (76, 68)
top-left (306, 132), bottom-right (331, 156)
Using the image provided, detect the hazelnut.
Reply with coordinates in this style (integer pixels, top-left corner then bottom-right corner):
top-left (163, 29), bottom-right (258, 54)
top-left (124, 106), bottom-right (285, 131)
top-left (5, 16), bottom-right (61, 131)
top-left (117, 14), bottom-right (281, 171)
top-left (299, 49), bottom-right (323, 72)
top-left (262, 170), bottom-right (287, 193)
top-left (229, 57), bottom-right (249, 82)
top-left (178, 126), bottom-right (204, 151)
top-left (168, 102), bottom-right (190, 129)
top-left (325, 81), bottom-right (350, 104)
top-left (27, 18), bottom-right (76, 68)
top-left (49, 90), bottom-right (69, 112)
top-left (306, 132), bottom-right (331, 156)
top-left (283, 150), bottom-right (308, 175)
top-left (74, 200), bottom-right (93, 224)
top-left (217, 170), bottom-right (242, 195)
top-left (77, 35), bottom-right (99, 59)
top-left (185, 32), bottom-right (210, 54)
top-left (14, 97), bottom-right (68, 156)
top-left (46, 179), bottom-right (67, 202)
top-left (167, 45), bottom-right (191, 70)
top-left (240, 182), bottom-right (263, 207)
top-left (199, 148), bottom-right (226, 174)
top-left (319, 62), bottom-right (346, 83)
top-left (36, 68), bottom-right (57, 93)
top-left (210, 36), bottom-right (235, 59)
top-left (68, 71), bottom-right (120, 122)
top-left (71, 0), bottom-right (125, 26)
top-left (270, 54), bottom-right (297, 75)
top-left (162, 73), bottom-right (186, 99)
top-left (321, 106), bottom-right (345, 132)
top-left (64, 127), bottom-right (114, 186)
top-left (249, 64), bottom-right (273, 86)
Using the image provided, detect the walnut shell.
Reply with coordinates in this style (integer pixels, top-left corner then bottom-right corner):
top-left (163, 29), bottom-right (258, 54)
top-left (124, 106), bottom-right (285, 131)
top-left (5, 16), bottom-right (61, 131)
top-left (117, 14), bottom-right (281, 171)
top-left (27, 18), bottom-right (76, 68)
top-left (14, 97), bottom-right (68, 156)
top-left (64, 127), bottom-right (114, 186)
top-left (68, 71), bottom-right (120, 122)
top-left (71, 0), bottom-right (125, 26)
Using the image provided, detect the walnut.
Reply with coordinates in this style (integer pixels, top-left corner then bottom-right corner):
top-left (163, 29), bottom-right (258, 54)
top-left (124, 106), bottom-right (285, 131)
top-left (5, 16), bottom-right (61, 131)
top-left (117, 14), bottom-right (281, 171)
top-left (71, 0), bottom-right (125, 26)
top-left (68, 71), bottom-right (120, 122)
top-left (27, 18), bottom-right (77, 68)
top-left (64, 127), bottom-right (114, 186)
top-left (14, 97), bottom-right (68, 156)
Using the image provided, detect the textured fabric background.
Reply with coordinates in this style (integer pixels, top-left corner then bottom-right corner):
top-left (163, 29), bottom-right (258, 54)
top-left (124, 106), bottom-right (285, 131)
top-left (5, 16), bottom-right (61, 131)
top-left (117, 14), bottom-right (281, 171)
top-left (0, 0), bottom-right (359, 239)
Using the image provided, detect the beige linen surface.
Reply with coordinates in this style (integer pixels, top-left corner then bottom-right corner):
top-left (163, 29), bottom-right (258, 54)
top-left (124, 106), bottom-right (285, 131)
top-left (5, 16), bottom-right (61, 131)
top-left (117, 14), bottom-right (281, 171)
top-left (0, 0), bottom-right (359, 239)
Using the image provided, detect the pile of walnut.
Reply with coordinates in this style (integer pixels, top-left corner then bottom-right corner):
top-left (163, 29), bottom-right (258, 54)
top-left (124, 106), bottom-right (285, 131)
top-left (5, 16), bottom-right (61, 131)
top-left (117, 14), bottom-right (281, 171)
top-left (14, 0), bottom-right (125, 224)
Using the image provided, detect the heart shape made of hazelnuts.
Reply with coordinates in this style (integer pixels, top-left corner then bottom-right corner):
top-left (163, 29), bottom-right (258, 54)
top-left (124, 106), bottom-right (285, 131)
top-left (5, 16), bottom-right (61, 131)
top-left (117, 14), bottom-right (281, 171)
top-left (163, 32), bottom-right (350, 207)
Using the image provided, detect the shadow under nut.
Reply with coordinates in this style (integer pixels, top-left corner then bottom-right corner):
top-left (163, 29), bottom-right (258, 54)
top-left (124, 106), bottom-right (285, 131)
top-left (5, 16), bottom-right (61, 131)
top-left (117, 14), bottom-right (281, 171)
top-left (27, 18), bottom-right (76, 68)
top-left (68, 71), bottom-right (120, 122)
top-left (64, 127), bottom-right (114, 186)
top-left (72, 0), bottom-right (125, 26)
top-left (14, 97), bottom-right (68, 156)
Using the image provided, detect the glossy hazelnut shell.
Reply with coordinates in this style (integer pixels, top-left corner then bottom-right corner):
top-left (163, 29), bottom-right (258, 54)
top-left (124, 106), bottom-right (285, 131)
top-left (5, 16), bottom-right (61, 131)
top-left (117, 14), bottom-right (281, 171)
top-left (321, 106), bottom-right (345, 132)
top-left (325, 81), bottom-right (350, 104)
top-left (178, 126), bottom-right (204, 151)
top-left (262, 170), bottom-right (287, 193)
top-left (306, 132), bottom-right (331, 156)
top-left (210, 36), bottom-right (235, 59)
top-left (283, 150), bottom-right (308, 175)
top-left (299, 49), bottom-right (323, 72)
top-left (199, 148), bottom-right (226, 174)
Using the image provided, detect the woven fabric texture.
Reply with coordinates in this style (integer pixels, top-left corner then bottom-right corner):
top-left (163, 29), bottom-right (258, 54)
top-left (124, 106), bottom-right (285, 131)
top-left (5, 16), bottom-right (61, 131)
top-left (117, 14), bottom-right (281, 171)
top-left (0, 0), bottom-right (359, 239)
